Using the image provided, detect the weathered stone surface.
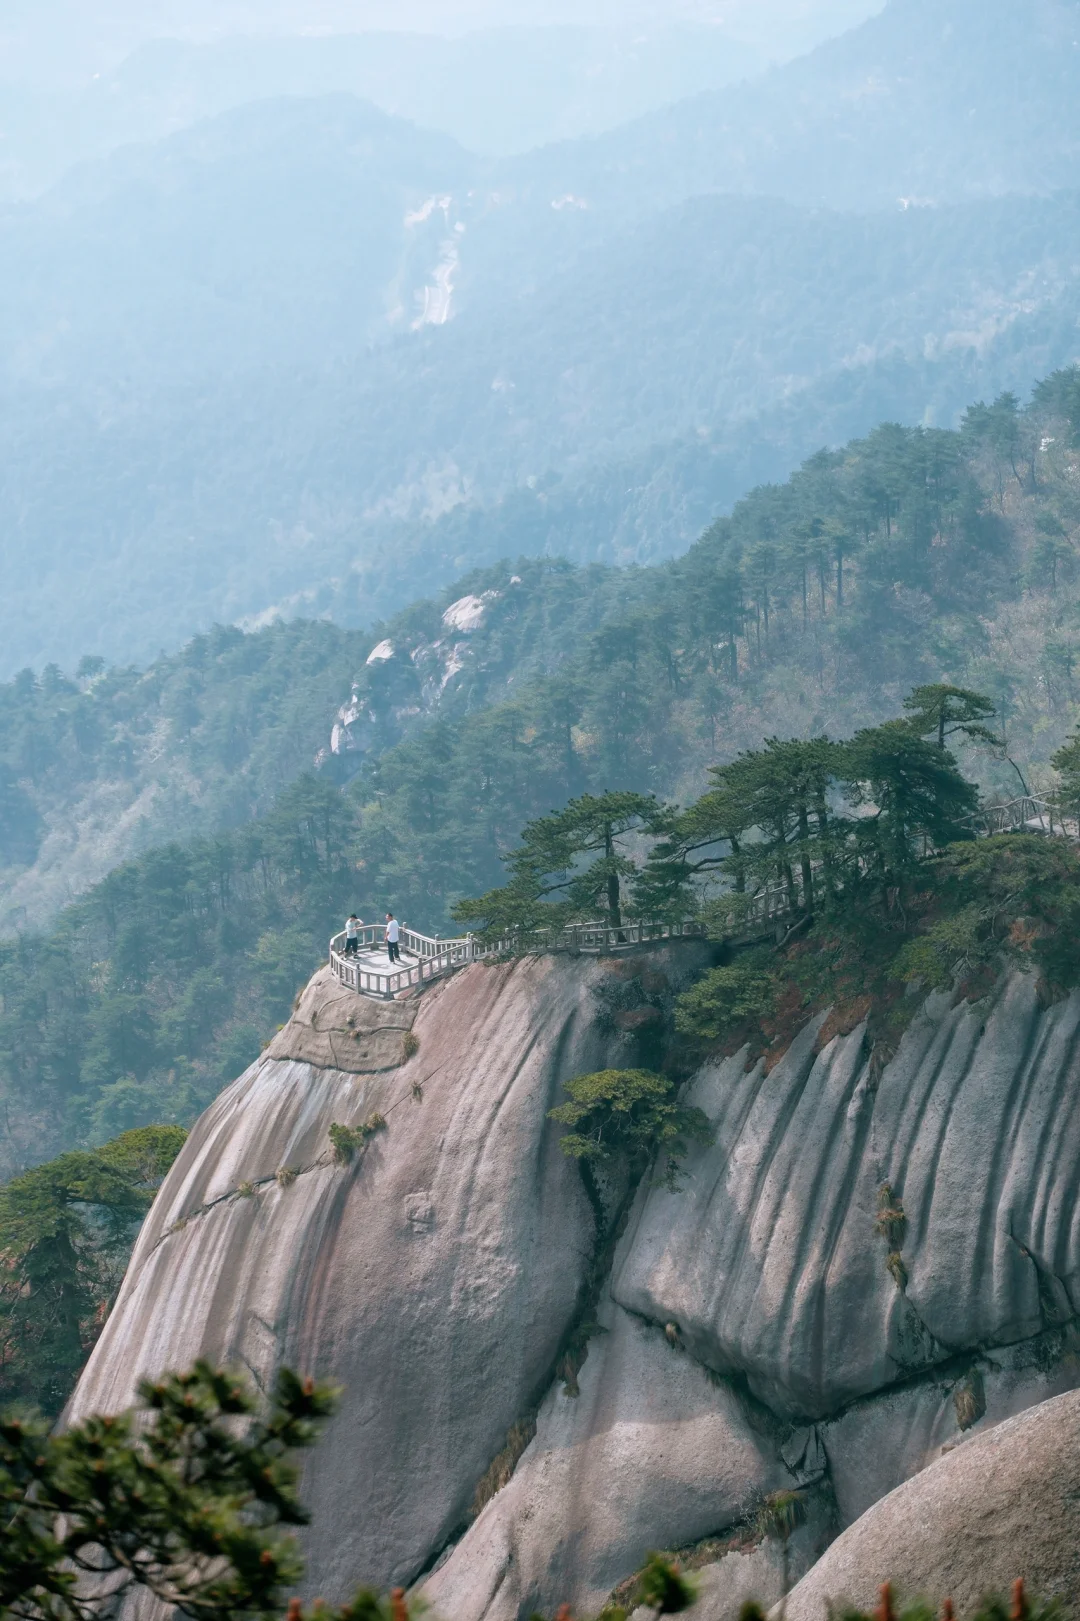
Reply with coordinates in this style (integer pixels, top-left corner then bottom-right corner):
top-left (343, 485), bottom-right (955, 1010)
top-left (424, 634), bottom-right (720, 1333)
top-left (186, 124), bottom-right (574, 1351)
top-left (613, 975), bottom-right (1080, 1418)
top-left (424, 1299), bottom-right (789, 1621)
top-left (68, 944), bottom-right (710, 1599)
top-left (627, 1551), bottom-right (789, 1621)
top-left (782, 1389), bottom-right (1080, 1618)
top-left (686, 1495), bottom-right (835, 1621)
top-left (67, 958), bottom-right (1080, 1612)
top-left (820, 1329), bottom-right (1080, 1527)
top-left (680, 1553), bottom-right (785, 1621)
top-left (266, 964), bottom-right (416, 1073)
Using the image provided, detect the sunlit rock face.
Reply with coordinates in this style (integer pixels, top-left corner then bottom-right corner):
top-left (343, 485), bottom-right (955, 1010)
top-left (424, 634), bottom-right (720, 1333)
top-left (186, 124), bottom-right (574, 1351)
top-left (423, 1297), bottom-right (801, 1621)
top-left (613, 974), bottom-right (1080, 1422)
top-left (782, 1389), bottom-right (1080, 1620)
top-left (67, 945), bottom-right (711, 1598)
top-left (426, 972), bottom-right (1080, 1619)
top-left (69, 960), bottom-right (1080, 1618)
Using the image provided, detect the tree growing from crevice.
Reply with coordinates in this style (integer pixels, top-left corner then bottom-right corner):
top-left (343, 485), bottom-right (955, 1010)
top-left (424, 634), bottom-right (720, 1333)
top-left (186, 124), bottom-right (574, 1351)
top-left (548, 1069), bottom-right (712, 1192)
top-left (674, 960), bottom-right (777, 1045)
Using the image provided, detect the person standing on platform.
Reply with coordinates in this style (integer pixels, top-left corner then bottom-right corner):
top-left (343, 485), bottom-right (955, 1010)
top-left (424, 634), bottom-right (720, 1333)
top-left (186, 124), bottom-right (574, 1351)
top-left (385, 912), bottom-right (401, 963)
top-left (344, 913), bottom-right (362, 956)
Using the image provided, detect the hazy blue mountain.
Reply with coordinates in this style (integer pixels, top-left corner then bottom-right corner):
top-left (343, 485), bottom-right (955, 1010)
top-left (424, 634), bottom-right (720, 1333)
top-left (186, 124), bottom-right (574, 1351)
top-left (0, 24), bottom-right (765, 201)
top-left (4, 130), bottom-right (1080, 674)
top-left (0, 99), bottom-right (473, 384)
top-left (0, 2), bottom-right (881, 97)
top-left (5, 0), bottom-right (1080, 677)
top-left (14, 108), bottom-right (1080, 395)
top-left (512, 0), bottom-right (1080, 215)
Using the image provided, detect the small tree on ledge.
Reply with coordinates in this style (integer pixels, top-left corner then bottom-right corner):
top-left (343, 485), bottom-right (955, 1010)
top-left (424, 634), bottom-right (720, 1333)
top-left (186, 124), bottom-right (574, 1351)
top-left (549, 1069), bottom-right (712, 1191)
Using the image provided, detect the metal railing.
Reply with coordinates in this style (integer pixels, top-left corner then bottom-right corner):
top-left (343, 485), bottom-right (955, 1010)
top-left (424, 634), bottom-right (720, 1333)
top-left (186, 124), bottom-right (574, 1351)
top-left (959, 795), bottom-right (1079, 839)
top-left (726, 879), bottom-right (794, 933)
top-left (329, 923), bottom-right (476, 1000)
top-left (712, 796), bottom-right (1080, 947)
top-left (328, 918), bottom-right (708, 1000)
top-left (537, 919), bottom-right (708, 953)
top-left (328, 794), bottom-right (1080, 1000)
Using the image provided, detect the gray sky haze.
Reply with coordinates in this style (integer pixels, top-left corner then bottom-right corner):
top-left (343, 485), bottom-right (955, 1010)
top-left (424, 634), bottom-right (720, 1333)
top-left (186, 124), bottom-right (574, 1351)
top-left (2, 0), bottom-right (883, 85)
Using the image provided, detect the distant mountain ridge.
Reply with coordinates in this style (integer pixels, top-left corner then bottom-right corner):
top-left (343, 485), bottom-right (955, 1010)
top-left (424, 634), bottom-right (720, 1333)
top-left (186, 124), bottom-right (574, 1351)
top-left (0, 23), bottom-right (768, 201)
top-left (4, 0), bottom-right (1080, 674)
top-left (3, 155), bottom-right (1080, 670)
top-left (518, 0), bottom-right (1080, 214)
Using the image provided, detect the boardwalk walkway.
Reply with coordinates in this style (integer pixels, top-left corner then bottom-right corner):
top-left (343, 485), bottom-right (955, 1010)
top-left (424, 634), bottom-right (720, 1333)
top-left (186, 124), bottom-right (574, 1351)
top-left (960, 794), bottom-right (1078, 838)
top-left (329, 919), bottom-right (707, 1001)
top-left (330, 797), bottom-right (1078, 1001)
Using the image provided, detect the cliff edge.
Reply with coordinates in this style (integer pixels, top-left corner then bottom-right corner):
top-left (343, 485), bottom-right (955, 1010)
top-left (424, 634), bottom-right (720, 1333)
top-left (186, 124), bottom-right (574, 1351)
top-left (67, 943), bottom-right (711, 1596)
top-left (68, 957), bottom-right (1080, 1615)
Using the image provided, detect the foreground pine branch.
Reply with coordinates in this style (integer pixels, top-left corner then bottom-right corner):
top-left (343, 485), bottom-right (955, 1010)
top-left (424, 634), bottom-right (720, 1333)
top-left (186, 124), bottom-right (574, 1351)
top-left (0, 1361), bottom-right (336, 1621)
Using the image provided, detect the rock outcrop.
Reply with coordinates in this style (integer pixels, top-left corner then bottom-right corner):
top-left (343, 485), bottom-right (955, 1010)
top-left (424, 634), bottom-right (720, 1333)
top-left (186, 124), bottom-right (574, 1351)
top-left (426, 972), bottom-right (1080, 1618)
top-left (265, 965), bottom-right (419, 1072)
top-left (67, 944), bottom-right (710, 1597)
top-left (614, 975), bottom-right (1080, 1423)
top-left (68, 960), bottom-right (1080, 1617)
top-left (782, 1389), bottom-right (1080, 1618)
top-left (425, 1298), bottom-right (794, 1621)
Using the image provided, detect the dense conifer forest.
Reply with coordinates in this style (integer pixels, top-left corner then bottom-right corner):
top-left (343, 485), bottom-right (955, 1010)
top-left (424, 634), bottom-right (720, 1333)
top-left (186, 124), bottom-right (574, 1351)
top-left (2, 370), bottom-right (1080, 1180)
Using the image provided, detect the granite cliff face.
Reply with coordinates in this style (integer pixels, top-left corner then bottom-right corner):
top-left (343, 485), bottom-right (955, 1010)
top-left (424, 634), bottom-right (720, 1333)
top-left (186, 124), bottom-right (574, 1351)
top-left (782, 1389), bottom-right (1080, 1619)
top-left (427, 971), bottom-right (1080, 1618)
top-left (69, 955), bottom-right (1080, 1616)
top-left (67, 945), bottom-right (711, 1595)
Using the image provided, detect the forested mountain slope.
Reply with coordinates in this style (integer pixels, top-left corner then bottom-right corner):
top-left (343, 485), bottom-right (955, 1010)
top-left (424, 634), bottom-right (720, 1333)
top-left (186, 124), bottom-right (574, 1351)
top-left (5, 0), bottom-right (1080, 670)
top-left (4, 370), bottom-right (1080, 1177)
top-left (526, 0), bottom-right (1080, 214)
top-left (0, 564), bottom-right (633, 930)
top-left (6, 159), bottom-right (1080, 669)
top-left (0, 622), bottom-right (363, 930)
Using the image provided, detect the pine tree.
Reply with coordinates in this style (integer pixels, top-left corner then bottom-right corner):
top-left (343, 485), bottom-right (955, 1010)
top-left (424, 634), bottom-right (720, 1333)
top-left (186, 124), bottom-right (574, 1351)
top-left (454, 791), bottom-right (664, 935)
top-left (0, 1363), bottom-right (337, 1621)
top-left (902, 684), bottom-right (1000, 752)
top-left (0, 1126), bottom-right (187, 1415)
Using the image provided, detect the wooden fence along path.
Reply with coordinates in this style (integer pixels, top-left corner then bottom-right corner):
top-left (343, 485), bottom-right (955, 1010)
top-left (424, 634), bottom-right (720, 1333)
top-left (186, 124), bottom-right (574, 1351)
top-left (329, 797), bottom-right (1079, 1001)
top-left (329, 920), bottom-right (707, 1001)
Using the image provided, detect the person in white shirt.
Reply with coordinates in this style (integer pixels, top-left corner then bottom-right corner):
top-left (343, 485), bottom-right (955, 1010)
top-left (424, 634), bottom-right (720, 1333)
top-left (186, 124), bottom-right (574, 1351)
top-left (385, 912), bottom-right (401, 963)
top-left (344, 913), bottom-right (362, 957)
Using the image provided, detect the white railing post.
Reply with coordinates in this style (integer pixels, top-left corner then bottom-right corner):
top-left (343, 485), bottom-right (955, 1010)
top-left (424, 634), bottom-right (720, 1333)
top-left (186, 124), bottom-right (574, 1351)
top-left (329, 914), bottom-right (710, 1001)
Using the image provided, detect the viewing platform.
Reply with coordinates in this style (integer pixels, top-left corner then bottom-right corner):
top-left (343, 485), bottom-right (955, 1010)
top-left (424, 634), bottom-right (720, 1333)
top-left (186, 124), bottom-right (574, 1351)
top-left (329, 919), bottom-right (708, 1000)
top-left (329, 794), bottom-right (1080, 1001)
